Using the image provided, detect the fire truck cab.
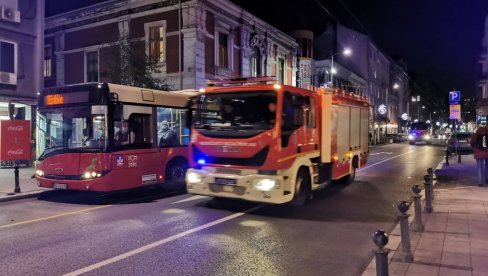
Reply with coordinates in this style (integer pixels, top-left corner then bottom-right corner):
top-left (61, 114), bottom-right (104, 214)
top-left (186, 78), bottom-right (370, 205)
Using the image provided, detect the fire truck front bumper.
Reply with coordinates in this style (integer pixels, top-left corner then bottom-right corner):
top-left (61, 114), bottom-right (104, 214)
top-left (186, 168), bottom-right (292, 204)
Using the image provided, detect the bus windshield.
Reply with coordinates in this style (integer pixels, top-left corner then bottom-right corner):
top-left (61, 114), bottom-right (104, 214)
top-left (194, 91), bottom-right (277, 131)
top-left (38, 106), bottom-right (107, 157)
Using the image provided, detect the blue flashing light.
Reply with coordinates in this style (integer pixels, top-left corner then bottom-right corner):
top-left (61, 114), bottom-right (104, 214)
top-left (412, 133), bottom-right (416, 136)
top-left (197, 159), bottom-right (206, 165)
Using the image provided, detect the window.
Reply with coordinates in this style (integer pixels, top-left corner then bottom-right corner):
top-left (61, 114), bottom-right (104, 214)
top-left (218, 33), bottom-right (229, 68)
top-left (86, 51), bottom-right (98, 82)
top-left (0, 41), bottom-right (15, 73)
top-left (157, 107), bottom-right (189, 147)
top-left (278, 58), bottom-right (285, 84)
top-left (250, 47), bottom-right (261, 77)
top-left (44, 45), bottom-right (52, 78)
top-left (149, 26), bottom-right (165, 62)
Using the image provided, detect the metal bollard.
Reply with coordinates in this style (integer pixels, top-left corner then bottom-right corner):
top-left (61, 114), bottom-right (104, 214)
top-left (396, 200), bottom-right (414, 262)
top-left (458, 153), bottom-right (462, 163)
top-left (445, 150), bottom-right (450, 166)
top-left (14, 164), bottom-right (21, 193)
top-left (411, 185), bottom-right (424, 232)
top-left (423, 175), bottom-right (433, 213)
top-left (372, 229), bottom-right (390, 276)
top-left (427, 168), bottom-right (435, 200)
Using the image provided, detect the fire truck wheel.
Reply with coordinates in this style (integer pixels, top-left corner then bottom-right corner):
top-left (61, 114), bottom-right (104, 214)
top-left (165, 158), bottom-right (189, 186)
top-left (346, 156), bottom-right (358, 184)
top-left (288, 169), bottom-right (310, 207)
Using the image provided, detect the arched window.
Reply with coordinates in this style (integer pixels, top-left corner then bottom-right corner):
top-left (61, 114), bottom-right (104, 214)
top-left (250, 47), bottom-right (261, 77)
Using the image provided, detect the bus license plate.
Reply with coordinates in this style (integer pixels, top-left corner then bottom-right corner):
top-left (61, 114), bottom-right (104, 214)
top-left (53, 183), bottom-right (67, 189)
top-left (214, 177), bottom-right (236, 185)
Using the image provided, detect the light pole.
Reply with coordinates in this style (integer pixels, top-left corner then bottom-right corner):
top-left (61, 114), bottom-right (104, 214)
top-left (330, 48), bottom-right (352, 88)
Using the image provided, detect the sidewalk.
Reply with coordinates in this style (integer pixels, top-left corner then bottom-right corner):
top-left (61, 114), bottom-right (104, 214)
top-left (363, 154), bottom-right (488, 276)
top-left (0, 166), bottom-right (49, 202)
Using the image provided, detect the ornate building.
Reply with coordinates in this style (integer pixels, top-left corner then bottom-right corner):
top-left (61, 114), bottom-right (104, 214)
top-left (44, 0), bottom-right (298, 90)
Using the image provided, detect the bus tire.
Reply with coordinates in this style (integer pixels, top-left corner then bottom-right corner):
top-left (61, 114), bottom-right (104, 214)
top-left (165, 158), bottom-right (189, 187)
top-left (287, 168), bottom-right (310, 207)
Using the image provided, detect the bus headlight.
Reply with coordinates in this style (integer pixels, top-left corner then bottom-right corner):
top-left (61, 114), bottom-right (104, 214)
top-left (83, 171), bottom-right (104, 179)
top-left (35, 170), bottom-right (44, 177)
top-left (253, 179), bottom-right (278, 191)
top-left (186, 172), bottom-right (202, 184)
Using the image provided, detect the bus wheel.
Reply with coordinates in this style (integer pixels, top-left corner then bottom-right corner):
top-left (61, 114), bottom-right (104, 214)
top-left (165, 158), bottom-right (189, 186)
top-left (288, 168), bottom-right (310, 207)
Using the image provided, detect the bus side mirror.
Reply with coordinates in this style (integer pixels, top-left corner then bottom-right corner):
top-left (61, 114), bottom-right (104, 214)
top-left (113, 103), bottom-right (123, 121)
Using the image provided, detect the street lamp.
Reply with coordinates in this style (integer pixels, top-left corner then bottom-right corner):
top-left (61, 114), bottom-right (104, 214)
top-left (330, 47), bottom-right (352, 87)
top-left (393, 83), bottom-right (400, 90)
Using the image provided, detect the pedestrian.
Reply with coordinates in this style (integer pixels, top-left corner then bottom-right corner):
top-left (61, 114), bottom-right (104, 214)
top-left (470, 120), bottom-right (488, 186)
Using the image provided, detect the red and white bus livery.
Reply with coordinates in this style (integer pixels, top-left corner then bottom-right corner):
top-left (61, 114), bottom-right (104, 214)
top-left (186, 78), bottom-right (370, 205)
top-left (35, 83), bottom-right (199, 192)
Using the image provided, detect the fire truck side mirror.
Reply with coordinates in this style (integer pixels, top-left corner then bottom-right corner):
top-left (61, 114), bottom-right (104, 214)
top-left (293, 107), bottom-right (304, 127)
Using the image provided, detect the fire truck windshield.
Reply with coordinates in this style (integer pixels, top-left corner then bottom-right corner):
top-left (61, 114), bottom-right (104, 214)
top-left (38, 106), bottom-right (107, 158)
top-left (195, 91), bottom-right (277, 134)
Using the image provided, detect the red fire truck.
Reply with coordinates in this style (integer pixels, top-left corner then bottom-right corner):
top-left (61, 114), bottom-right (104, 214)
top-left (35, 83), bottom-right (199, 192)
top-left (186, 78), bottom-right (370, 205)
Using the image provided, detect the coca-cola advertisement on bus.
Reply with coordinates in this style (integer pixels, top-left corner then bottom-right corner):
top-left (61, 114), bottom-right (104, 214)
top-left (0, 120), bottom-right (31, 163)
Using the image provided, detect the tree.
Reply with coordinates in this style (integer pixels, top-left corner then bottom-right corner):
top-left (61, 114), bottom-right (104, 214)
top-left (100, 36), bottom-right (173, 90)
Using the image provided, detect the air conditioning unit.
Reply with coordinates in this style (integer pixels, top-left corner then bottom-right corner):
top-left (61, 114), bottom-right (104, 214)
top-left (0, 72), bottom-right (17, 85)
top-left (1, 6), bottom-right (20, 24)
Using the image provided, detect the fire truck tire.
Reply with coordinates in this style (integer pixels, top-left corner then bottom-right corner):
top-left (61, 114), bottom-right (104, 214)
top-left (165, 158), bottom-right (189, 186)
top-left (288, 168), bottom-right (310, 207)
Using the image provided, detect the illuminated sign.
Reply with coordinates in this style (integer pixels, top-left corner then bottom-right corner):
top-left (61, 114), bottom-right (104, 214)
top-left (449, 104), bottom-right (461, 120)
top-left (378, 104), bottom-right (387, 115)
top-left (42, 91), bottom-right (90, 107)
top-left (45, 94), bottom-right (64, 105)
top-left (401, 113), bottom-right (408, 121)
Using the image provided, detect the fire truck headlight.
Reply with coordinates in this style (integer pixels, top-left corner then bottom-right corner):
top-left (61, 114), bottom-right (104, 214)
top-left (253, 179), bottom-right (278, 191)
top-left (84, 172), bottom-right (92, 179)
top-left (424, 135), bottom-right (431, 140)
top-left (408, 135), bottom-right (414, 140)
top-left (186, 172), bottom-right (202, 184)
top-left (35, 170), bottom-right (44, 177)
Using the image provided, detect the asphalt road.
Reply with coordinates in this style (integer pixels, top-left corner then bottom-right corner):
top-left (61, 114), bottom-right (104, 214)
top-left (0, 143), bottom-right (446, 276)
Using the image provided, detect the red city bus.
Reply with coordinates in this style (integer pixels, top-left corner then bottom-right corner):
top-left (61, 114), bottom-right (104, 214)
top-left (35, 83), bottom-right (200, 192)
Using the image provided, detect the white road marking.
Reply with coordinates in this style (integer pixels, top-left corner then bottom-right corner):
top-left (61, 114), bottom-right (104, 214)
top-left (358, 147), bottom-right (425, 172)
top-left (369, 152), bottom-right (393, 156)
top-left (64, 205), bottom-right (263, 276)
top-left (171, 195), bottom-right (210, 204)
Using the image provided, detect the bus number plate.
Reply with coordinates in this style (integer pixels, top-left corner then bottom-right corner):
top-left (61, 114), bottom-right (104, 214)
top-left (53, 183), bottom-right (67, 189)
top-left (214, 178), bottom-right (236, 185)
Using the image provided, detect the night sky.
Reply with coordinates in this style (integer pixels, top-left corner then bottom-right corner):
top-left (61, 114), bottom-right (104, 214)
top-left (46, 0), bottom-right (488, 98)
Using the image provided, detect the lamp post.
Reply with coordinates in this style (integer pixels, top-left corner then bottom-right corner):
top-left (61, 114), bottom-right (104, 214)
top-left (330, 48), bottom-right (352, 88)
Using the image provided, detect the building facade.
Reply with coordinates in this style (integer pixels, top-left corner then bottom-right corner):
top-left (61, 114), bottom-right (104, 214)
top-left (0, 0), bottom-right (44, 120)
top-left (44, 0), bottom-right (298, 90)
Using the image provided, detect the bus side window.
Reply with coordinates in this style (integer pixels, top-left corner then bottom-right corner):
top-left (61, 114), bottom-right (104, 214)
top-left (157, 107), bottom-right (189, 147)
top-left (128, 114), bottom-right (152, 146)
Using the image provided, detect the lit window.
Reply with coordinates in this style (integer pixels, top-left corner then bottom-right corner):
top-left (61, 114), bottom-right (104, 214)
top-left (278, 58), bottom-right (285, 84)
top-left (86, 51), bottom-right (98, 82)
top-left (250, 47), bottom-right (261, 77)
top-left (149, 26), bottom-right (164, 62)
top-left (218, 33), bottom-right (229, 68)
top-left (44, 45), bottom-right (52, 78)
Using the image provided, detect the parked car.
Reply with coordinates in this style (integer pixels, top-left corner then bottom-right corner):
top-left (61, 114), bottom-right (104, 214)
top-left (430, 134), bottom-right (449, 146)
top-left (447, 132), bottom-right (473, 155)
top-left (392, 133), bottom-right (407, 143)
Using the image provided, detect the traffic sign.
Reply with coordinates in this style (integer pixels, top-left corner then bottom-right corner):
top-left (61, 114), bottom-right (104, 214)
top-left (449, 104), bottom-right (461, 120)
top-left (449, 91), bottom-right (461, 103)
